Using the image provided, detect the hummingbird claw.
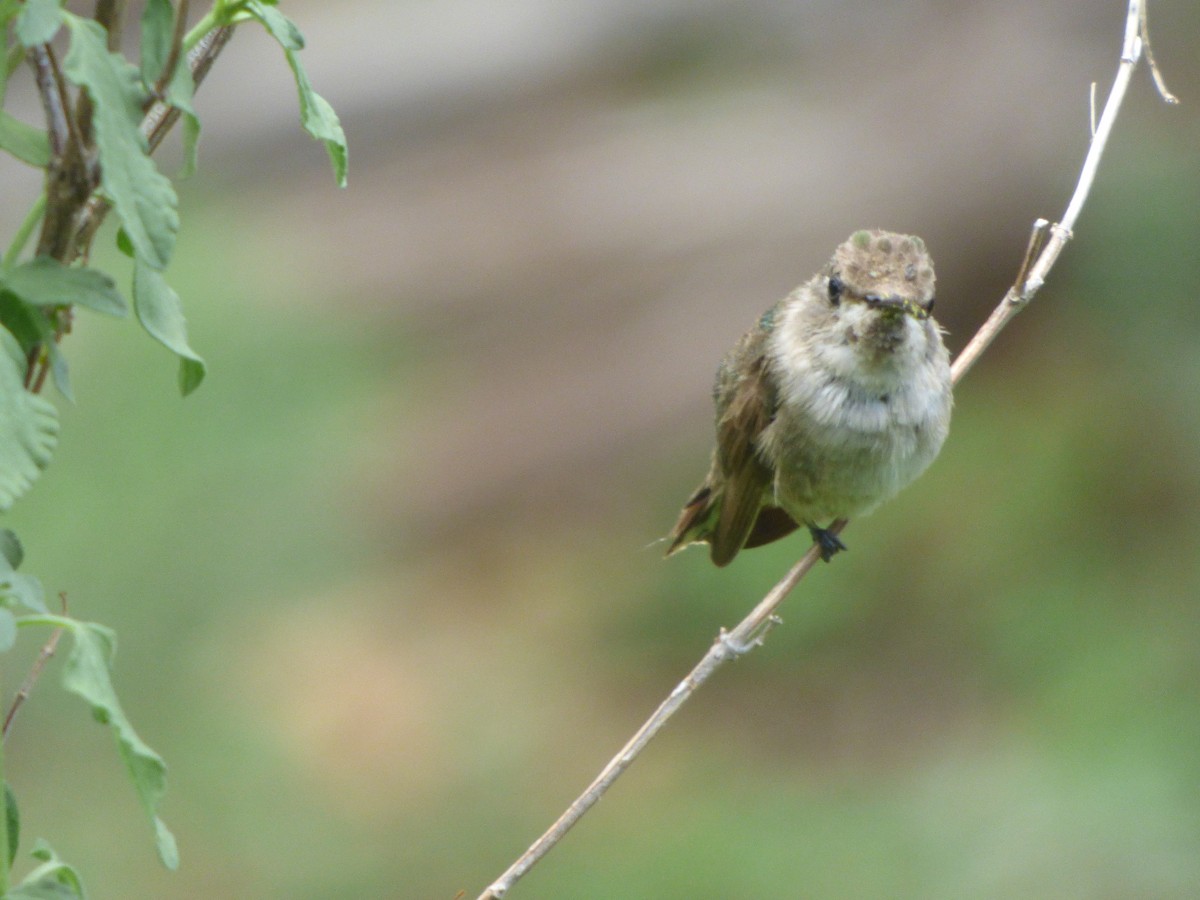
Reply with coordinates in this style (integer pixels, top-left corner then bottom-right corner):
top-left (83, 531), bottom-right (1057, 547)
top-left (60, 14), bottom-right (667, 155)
top-left (808, 525), bottom-right (847, 562)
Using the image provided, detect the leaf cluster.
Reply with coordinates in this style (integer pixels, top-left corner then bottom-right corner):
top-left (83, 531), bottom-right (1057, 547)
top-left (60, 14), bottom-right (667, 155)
top-left (0, 1), bottom-right (348, 894)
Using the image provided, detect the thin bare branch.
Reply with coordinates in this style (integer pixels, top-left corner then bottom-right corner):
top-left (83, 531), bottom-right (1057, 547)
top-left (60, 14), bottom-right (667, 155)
top-left (30, 44), bottom-right (91, 264)
top-left (3, 594), bottom-right (68, 740)
top-left (28, 45), bottom-right (72, 159)
top-left (476, 2), bottom-right (1175, 897)
top-left (1138, 0), bottom-right (1178, 104)
top-left (93, 0), bottom-right (127, 53)
top-left (147, 23), bottom-right (233, 151)
top-left (150, 0), bottom-right (191, 104)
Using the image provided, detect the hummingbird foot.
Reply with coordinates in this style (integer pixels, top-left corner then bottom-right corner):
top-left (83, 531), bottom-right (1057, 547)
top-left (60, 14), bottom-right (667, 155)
top-left (807, 524), bottom-right (847, 562)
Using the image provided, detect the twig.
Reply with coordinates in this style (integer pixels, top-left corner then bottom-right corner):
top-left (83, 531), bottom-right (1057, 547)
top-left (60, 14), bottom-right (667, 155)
top-left (3, 594), bottom-right (68, 740)
top-left (147, 23), bottom-right (233, 151)
top-left (71, 24), bottom-right (235, 256)
top-left (149, 0), bottom-right (191, 106)
top-left (28, 45), bottom-right (72, 158)
top-left (476, 2), bottom-right (1174, 896)
top-left (1138, 0), bottom-right (1178, 105)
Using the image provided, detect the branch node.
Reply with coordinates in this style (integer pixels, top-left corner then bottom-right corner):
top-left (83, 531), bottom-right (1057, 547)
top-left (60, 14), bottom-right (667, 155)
top-left (718, 616), bottom-right (782, 657)
top-left (716, 628), bottom-right (753, 658)
top-left (1012, 219), bottom-right (1051, 301)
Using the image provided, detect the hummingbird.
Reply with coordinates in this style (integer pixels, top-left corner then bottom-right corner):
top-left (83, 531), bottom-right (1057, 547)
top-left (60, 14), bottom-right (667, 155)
top-left (667, 230), bottom-right (952, 566)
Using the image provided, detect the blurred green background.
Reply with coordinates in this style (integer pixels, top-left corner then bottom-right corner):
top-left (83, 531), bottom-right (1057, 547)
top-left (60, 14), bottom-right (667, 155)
top-left (3, 1), bottom-right (1200, 897)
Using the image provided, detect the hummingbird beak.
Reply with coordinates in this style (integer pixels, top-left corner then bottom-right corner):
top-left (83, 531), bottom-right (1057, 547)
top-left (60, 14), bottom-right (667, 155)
top-left (862, 293), bottom-right (930, 321)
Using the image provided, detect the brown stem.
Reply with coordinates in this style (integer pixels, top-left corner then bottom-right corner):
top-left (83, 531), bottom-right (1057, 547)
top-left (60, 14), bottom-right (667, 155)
top-left (30, 45), bottom-right (91, 263)
top-left (72, 25), bottom-right (236, 258)
top-left (148, 0), bottom-right (191, 106)
top-left (3, 595), bottom-right (68, 740)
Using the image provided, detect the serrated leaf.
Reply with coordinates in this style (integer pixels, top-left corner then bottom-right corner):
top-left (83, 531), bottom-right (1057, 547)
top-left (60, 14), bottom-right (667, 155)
top-left (62, 15), bottom-right (178, 270)
top-left (61, 621), bottom-right (177, 869)
top-left (12, 840), bottom-right (86, 899)
top-left (0, 111), bottom-right (51, 167)
top-left (133, 259), bottom-right (205, 395)
top-left (0, 329), bottom-right (58, 510)
top-left (3, 258), bottom-right (127, 316)
top-left (246, 0), bottom-right (304, 50)
top-left (5, 783), bottom-right (19, 867)
top-left (16, 0), bottom-right (63, 47)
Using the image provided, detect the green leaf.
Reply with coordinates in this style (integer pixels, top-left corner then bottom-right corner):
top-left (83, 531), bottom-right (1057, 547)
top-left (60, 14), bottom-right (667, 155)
top-left (60, 621), bottom-right (177, 869)
top-left (1, 571), bottom-right (48, 613)
top-left (62, 15), bottom-right (179, 270)
top-left (15, 0), bottom-right (63, 47)
top-left (0, 292), bottom-right (73, 401)
top-left (178, 357), bottom-right (204, 395)
top-left (115, 228), bottom-right (135, 258)
top-left (138, 0), bottom-right (202, 178)
top-left (0, 328), bottom-right (58, 511)
top-left (3, 258), bottom-right (127, 316)
top-left (0, 528), bottom-right (23, 569)
top-left (0, 292), bottom-right (44, 350)
top-left (161, 59), bottom-right (200, 178)
top-left (10, 840), bottom-right (86, 899)
top-left (139, 0), bottom-right (174, 87)
top-left (245, 2), bottom-right (347, 187)
top-left (0, 111), bottom-right (51, 167)
top-left (0, 531), bottom-right (48, 613)
top-left (0, 294), bottom-right (61, 399)
top-left (246, 0), bottom-right (304, 50)
top-left (285, 49), bottom-right (347, 187)
top-left (179, 104), bottom-right (201, 178)
top-left (5, 783), bottom-right (19, 867)
top-left (133, 259), bottom-right (205, 395)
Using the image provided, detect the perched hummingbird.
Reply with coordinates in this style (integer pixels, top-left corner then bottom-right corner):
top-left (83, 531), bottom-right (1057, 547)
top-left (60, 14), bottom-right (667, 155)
top-left (667, 230), bottom-right (952, 566)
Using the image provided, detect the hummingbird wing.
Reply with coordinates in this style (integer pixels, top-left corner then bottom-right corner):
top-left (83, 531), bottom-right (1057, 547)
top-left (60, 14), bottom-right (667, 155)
top-left (667, 312), bottom-right (801, 565)
top-left (665, 328), bottom-right (773, 566)
top-left (705, 327), bottom-right (779, 565)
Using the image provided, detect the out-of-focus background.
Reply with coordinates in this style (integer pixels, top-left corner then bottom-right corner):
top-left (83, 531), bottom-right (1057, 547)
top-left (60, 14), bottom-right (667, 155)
top-left (3, 1), bottom-right (1200, 897)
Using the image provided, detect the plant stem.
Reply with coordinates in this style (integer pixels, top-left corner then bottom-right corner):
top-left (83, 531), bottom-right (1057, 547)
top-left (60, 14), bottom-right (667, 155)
top-left (183, 8), bottom-right (224, 53)
top-left (3, 196), bottom-right (46, 271)
top-left (0, 680), bottom-right (9, 896)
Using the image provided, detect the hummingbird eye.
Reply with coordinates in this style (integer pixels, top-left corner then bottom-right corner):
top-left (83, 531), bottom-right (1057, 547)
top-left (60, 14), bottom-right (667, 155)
top-left (827, 276), bottom-right (844, 305)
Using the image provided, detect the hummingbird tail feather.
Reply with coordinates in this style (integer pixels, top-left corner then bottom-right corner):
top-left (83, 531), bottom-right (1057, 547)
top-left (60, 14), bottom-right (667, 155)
top-left (665, 483), bottom-right (716, 557)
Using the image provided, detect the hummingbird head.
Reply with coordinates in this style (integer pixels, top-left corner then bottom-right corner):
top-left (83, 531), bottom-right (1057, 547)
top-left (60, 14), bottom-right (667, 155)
top-left (826, 229), bottom-right (936, 318)
top-left (820, 230), bottom-right (938, 361)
